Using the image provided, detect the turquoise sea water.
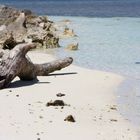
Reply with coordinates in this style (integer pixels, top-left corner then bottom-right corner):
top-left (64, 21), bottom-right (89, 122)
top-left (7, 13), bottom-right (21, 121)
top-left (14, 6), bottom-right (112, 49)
top-left (48, 16), bottom-right (140, 126)
top-left (1, 0), bottom-right (140, 17)
top-left (50, 16), bottom-right (140, 79)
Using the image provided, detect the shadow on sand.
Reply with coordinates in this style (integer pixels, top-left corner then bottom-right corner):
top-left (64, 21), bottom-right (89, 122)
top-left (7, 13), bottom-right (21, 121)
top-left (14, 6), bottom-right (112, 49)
top-left (9, 72), bottom-right (77, 88)
top-left (48, 72), bottom-right (77, 76)
top-left (9, 79), bottom-right (50, 88)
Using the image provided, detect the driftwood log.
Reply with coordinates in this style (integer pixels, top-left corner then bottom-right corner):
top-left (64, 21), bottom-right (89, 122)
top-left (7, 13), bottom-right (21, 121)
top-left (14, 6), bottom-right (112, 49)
top-left (0, 43), bottom-right (73, 89)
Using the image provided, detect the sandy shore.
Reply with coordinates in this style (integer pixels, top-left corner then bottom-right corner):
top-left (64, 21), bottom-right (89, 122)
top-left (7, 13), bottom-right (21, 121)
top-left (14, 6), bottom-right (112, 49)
top-left (0, 52), bottom-right (139, 140)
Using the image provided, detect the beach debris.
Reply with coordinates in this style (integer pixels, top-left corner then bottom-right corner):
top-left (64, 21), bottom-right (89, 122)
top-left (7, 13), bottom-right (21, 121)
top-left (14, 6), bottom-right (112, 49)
top-left (64, 115), bottom-right (75, 122)
top-left (110, 105), bottom-right (117, 111)
top-left (56, 93), bottom-right (65, 97)
top-left (16, 94), bottom-right (19, 97)
top-left (36, 133), bottom-right (40, 136)
top-left (46, 100), bottom-right (65, 107)
top-left (110, 119), bottom-right (118, 122)
top-left (66, 43), bottom-right (78, 51)
top-left (39, 116), bottom-right (43, 119)
top-left (0, 43), bottom-right (73, 89)
top-left (99, 117), bottom-right (102, 120)
top-left (110, 107), bottom-right (117, 110)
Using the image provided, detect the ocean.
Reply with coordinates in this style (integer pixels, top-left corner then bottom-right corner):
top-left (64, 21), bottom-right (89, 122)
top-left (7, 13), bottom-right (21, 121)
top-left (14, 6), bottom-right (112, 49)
top-left (1, 0), bottom-right (140, 127)
top-left (0, 0), bottom-right (140, 17)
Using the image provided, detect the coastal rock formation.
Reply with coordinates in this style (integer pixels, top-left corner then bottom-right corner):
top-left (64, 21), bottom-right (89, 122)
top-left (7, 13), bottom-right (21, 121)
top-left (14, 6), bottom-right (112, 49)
top-left (53, 19), bottom-right (77, 39)
top-left (56, 93), bottom-right (65, 97)
top-left (63, 27), bottom-right (75, 37)
top-left (3, 33), bottom-right (18, 50)
top-left (66, 43), bottom-right (78, 51)
top-left (0, 5), bottom-right (60, 49)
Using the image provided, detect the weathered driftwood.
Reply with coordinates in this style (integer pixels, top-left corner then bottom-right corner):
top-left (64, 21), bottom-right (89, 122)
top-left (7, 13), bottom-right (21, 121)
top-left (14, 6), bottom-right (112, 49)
top-left (0, 43), bottom-right (73, 89)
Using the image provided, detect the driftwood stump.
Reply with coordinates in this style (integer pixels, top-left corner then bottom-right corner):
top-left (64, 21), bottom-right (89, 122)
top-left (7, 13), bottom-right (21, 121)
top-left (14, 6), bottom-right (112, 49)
top-left (0, 43), bottom-right (73, 89)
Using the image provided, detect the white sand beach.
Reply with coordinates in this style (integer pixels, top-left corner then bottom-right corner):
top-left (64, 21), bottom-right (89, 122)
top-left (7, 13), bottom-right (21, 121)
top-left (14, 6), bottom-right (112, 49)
top-left (0, 52), bottom-right (139, 140)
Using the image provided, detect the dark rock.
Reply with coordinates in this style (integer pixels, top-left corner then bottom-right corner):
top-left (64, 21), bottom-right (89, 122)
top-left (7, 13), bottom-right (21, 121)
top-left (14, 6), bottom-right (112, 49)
top-left (46, 100), bottom-right (65, 106)
top-left (3, 33), bottom-right (17, 50)
top-left (135, 62), bottom-right (140, 64)
top-left (110, 119), bottom-right (118, 122)
top-left (109, 105), bottom-right (117, 111)
top-left (64, 115), bottom-right (75, 122)
top-left (110, 107), bottom-right (117, 111)
top-left (56, 93), bottom-right (65, 97)
top-left (39, 116), bottom-right (43, 119)
top-left (43, 33), bottom-right (60, 48)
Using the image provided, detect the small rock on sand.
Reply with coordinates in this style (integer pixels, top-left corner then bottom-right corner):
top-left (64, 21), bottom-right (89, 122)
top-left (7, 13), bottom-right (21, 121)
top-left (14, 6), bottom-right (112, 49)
top-left (46, 100), bottom-right (65, 106)
top-left (110, 119), bottom-right (118, 122)
top-left (64, 115), bottom-right (75, 122)
top-left (110, 105), bottom-right (117, 111)
top-left (56, 93), bottom-right (65, 97)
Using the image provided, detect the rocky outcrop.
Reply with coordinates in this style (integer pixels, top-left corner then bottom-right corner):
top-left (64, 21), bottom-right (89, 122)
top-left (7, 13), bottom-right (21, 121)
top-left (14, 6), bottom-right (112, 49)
top-left (53, 20), bottom-right (77, 39)
top-left (66, 43), bottom-right (78, 51)
top-left (0, 5), bottom-right (60, 49)
top-left (0, 5), bottom-right (20, 26)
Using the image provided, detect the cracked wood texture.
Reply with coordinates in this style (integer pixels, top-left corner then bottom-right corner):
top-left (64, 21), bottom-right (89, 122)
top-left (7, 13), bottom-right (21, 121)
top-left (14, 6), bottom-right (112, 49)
top-left (0, 43), bottom-right (73, 89)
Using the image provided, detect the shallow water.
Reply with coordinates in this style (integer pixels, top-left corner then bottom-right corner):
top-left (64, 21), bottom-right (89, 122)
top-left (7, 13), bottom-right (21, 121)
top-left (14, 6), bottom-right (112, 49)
top-left (47, 16), bottom-right (140, 126)
top-left (50, 16), bottom-right (140, 78)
